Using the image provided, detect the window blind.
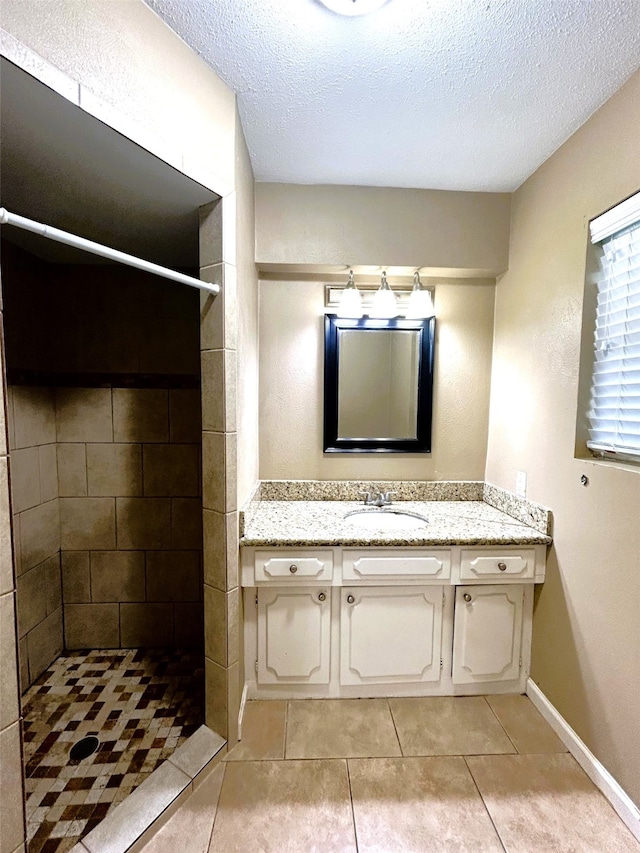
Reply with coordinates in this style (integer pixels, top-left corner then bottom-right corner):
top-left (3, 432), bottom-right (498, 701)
top-left (587, 192), bottom-right (640, 459)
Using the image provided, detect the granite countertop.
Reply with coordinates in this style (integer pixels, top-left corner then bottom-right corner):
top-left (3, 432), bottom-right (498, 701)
top-left (240, 500), bottom-right (552, 548)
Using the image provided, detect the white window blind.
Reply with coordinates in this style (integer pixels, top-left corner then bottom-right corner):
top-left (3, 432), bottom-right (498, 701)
top-left (587, 191), bottom-right (640, 459)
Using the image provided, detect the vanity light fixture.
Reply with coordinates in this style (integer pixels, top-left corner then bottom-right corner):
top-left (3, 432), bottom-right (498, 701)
top-left (406, 271), bottom-right (435, 318)
top-left (318, 0), bottom-right (390, 16)
top-left (369, 270), bottom-right (399, 319)
top-left (337, 269), bottom-right (364, 318)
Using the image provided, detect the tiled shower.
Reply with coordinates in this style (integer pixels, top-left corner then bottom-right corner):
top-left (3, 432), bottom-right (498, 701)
top-left (2, 239), bottom-right (206, 850)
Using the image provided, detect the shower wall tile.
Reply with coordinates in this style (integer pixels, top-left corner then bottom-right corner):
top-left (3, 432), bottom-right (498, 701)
top-left (9, 446), bottom-right (40, 513)
top-left (201, 349), bottom-right (225, 432)
top-left (18, 498), bottom-right (60, 574)
top-left (0, 592), bottom-right (19, 729)
top-left (87, 442), bottom-right (143, 496)
top-left (90, 551), bottom-right (145, 603)
top-left (143, 444), bottom-right (200, 497)
top-left (205, 656), bottom-right (227, 738)
top-left (199, 198), bottom-right (224, 268)
top-left (113, 388), bottom-right (169, 443)
top-left (26, 606), bottom-right (63, 682)
top-left (16, 563), bottom-right (47, 637)
top-left (170, 389), bottom-right (202, 443)
top-left (203, 509), bottom-right (227, 591)
top-left (11, 386), bottom-right (56, 449)
top-left (0, 459), bottom-right (13, 596)
top-left (175, 603), bottom-right (204, 647)
top-left (202, 432), bottom-right (225, 513)
top-left (146, 551), bottom-right (201, 602)
top-left (65, 603), bottom-right (120, 648)
top-left (57, 443), bottom-right (88, 496)
top-left (56, 387), bottom-right (113, 442)
top-left (61, 551), bottom-right (91, 603)
top-left (200, 264), bottom-right (225, 351)
top-left (39, 443), bottom-right (58, 503)
top-left (19, 635), bottom-right (29, 695)
top-left (5, 387), bottom-right (15, 453)
top-left (204, 585), bottom-right (226, 666)
top-left (116, 497), bottom-right (171, 549)
top-left (60, 496), bottom-right (116, 550)
top-left (0, 721), bottom-right (24, 853)
top-left (171, 497), bottom-right (203, 549)
top-left (44, 553), bottom-right (62, 615)
top-left (120, 603), bottom-right (173, 647)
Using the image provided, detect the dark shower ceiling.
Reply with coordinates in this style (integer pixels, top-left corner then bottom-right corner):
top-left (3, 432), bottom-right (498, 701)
top-left (0, 58), bottom-right (217, 269)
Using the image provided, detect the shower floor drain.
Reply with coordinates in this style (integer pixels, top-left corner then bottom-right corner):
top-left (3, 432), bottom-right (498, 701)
top-left (70, 735), bottom-right (100, 762)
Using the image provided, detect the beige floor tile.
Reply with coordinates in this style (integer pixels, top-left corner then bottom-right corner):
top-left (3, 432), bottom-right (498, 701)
top-left (209, 759), bottom-right (356, 852)
top-left (225, 700), bottom-right (286, 762)
top-left (486, 694), bottom-right (567, 754)
top-left (285, 699), bottom-right (401, 759)
top-left (137, 764), bottom-right (224, 853)
top-left (467, 753), bottom-right (640, 852)
top-left (349, 756), bottom-right (504, 853)
top-left (389, 696), bottom-right (516, 756)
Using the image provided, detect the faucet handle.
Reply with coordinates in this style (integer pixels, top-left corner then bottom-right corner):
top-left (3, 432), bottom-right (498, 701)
top-left (359, 491), bottom-right (374, 505)
top-left (381, 490), bottom-right (396, 504)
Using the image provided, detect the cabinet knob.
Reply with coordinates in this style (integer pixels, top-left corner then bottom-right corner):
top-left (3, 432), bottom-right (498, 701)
top-left (463, 593), bottom-right (472, 602)
top-left (289, 564), bottom-right (298, 574)
top-left (498, 562), bottom-right (507, 572)
top-left (318, 591), bottom-right (326, 602)
top-left (347, 594), bottom-right (355, 604)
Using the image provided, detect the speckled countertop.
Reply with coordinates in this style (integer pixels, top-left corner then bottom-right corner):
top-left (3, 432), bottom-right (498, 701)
top-left (241, 500), bottom-right (552, 548)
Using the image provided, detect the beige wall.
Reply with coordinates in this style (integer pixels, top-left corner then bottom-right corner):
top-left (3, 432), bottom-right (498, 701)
top-left (486, 70), bottom-right (640, 805)
top-left (259, 278), bottom-right (495, 480)
top-left (256, 184), bottom-right (511, 276)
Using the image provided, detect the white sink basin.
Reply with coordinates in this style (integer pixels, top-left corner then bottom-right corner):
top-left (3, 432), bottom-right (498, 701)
top-left (344, 509), bottom-right (428, 531)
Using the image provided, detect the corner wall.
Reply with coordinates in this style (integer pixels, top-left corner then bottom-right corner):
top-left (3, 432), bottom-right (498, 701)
top-left (485, 69), bottom-right (640, 806)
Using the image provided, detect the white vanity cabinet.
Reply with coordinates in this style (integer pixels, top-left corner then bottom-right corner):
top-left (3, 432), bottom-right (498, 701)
top-left (340, 586), bottom-right (451, 686)
top-left (452, 584), bottom-right (527, 684)
top-left (257, 587), bottom-right (331, 685)
top-left (242, 544), bottom-right (545, 699)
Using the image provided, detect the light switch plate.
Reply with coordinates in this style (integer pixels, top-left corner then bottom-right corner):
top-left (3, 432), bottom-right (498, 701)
top-left (516, 470), bottom-right (527, 499)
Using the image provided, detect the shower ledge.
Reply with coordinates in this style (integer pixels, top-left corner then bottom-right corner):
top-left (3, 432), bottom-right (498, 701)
top-left (72, 725), bottom-right (226, 853)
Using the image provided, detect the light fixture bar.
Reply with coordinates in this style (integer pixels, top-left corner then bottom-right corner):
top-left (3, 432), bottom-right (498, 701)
top-left (0, 207), bottom-right (219, 296)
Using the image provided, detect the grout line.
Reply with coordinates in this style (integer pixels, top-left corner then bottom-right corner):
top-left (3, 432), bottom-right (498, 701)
top-left (463, 755), bottom-right (508, 853)
top-left (483, 694), bottom-right (519, 754)
top-left (386, 697), bottom-right (404, 756)
top-left (345, 758), bottom-right (360, 853)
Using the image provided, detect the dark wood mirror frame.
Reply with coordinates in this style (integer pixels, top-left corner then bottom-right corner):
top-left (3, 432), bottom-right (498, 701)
top-left (323, 314), bottom-right (435, 453)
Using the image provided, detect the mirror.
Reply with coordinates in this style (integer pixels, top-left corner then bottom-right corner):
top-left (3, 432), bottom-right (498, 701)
top-left (324, 314), bottom-right (435, 453)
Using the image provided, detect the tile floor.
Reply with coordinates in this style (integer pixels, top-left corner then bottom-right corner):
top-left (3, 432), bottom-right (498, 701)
top-left (140, 695), bottom-right (640, 853)
top-left (22, 648), bottom-right (204, 853)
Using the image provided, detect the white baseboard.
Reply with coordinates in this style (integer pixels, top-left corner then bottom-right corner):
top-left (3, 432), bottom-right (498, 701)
top-left (526, 678), bottom-right (640, 842)
top-left (237, 682), bottom-right (249, 741)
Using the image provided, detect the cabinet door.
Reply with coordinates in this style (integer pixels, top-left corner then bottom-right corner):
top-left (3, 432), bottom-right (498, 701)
top-left (340, 587), bottom-right (444, 685)
top-left (257, 588), bottom-right (330, 684)
top-left (452, 585), bottom-right (524, 684)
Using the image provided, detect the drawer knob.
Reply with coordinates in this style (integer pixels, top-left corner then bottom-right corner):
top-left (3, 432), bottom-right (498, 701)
top-left (498, 562), bottom-right (507, 572)
top-left (347, 594), bottom-right (355, 604)
top-left (289, 564), bottom-right (298, 574)
top-left (463, 593), bottom-right (472, 602)
top-left (318, 591), bottom-right (326, 602)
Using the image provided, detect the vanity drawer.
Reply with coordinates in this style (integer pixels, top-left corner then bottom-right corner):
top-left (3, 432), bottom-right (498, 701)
top-left (460, 549), bottom-right (535, 582)
top-left (254, 549), bottom-right (334, 582)
top-left (343, 549), bottom-right (450, 582)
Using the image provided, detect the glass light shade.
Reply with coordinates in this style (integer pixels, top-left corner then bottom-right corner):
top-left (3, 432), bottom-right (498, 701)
top-left (406, 286), bottom-right (435, 318)
top-left (318, 0), bottom-right (389, 16)
top-left (369, 273), bottom-right (398, 318)
top-left (337, 277), bottom-right (363, 317)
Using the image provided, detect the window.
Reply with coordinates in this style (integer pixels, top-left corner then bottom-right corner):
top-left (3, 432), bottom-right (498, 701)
top-left (587, 190), bottom-right (640, 460)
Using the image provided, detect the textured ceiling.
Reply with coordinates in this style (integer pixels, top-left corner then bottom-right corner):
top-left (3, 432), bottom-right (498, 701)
top-left (145, 0), bottom-right (640, 192)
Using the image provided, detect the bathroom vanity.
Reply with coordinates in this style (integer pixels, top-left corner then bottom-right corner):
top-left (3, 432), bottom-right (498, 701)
top-left (240, 492), bottom-right (551, 699)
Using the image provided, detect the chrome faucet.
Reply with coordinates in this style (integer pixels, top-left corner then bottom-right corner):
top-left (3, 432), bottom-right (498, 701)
top-left (360, 490), bottom-right (395, 507)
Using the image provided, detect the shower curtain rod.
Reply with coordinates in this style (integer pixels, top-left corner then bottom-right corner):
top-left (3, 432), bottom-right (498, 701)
top-left (0, 208), bottom-right (219, 296)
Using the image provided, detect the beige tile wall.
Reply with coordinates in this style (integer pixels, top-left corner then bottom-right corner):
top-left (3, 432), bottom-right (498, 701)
top-left (0, 329), bottom-right (26, 852)
top-left (200, 199), bottom-right (240, 742)
top-left (8, 386), bottom-right (63, 691)
top-left (56, 387), bottom-right (204, 653)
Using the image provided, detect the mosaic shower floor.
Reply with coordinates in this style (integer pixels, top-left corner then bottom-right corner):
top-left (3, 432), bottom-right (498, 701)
top-left (22, 648), bottom-right (205, 853)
